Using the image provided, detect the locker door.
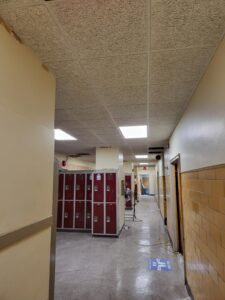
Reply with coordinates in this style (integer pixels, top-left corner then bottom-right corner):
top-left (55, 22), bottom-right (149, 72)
top-left (93, 203), bottom-right (104, 234)
top-left (58, 174), bottom-right (64, 200)
top-left (75, 201), bottom-right (85, 228)
top-left (64, 201), bottom-right (74, 228)
top-left (93, 173), bottom-right (104, 202)
top-left (125, 175), bottom-right (132, 208)
top-left (106, 173), bottom-right (116, 203)
top-left (86, 174), bottom-right (92, 201)
top-left (106, 203), bottom-right (117, 234)
top-left (86, 201), bottom-right (92, 229)
top-left (57, 201), bottom-right (63, 228)
top-left (65, 174), bottom-right (74, 200)
top-left (76, 174), bottom-right (85, 200)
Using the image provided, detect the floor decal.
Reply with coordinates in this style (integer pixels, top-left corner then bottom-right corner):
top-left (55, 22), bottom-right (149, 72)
top-left (148, 258), bottom-right (172, 272)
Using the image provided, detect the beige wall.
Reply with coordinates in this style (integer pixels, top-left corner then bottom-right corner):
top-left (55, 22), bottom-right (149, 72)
top-left (55, 153), bottom-right (95, 170)
top-left (165, 37), bottom-right (225, 299)
top-left (0, 23), bottom-right (55, 300)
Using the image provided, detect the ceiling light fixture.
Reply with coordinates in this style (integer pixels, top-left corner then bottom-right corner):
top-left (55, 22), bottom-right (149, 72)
top-left (135, 155), bottom-right (148, 159)
top-left (139, 162), bottom-right (148, 165)
top-left (119, 125), bottom-right (147, 139)
top-left (54, 129), bottom-right (77, 141)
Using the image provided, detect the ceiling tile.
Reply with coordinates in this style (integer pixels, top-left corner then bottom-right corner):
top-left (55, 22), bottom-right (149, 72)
top-left (82, 54), bottom-right (147, 88)
top-left (151, 0), bottom-right (225, 50)
top-left (48, 0), bottom-right (148, 58)
top-left (151, 47), bottom-right (214, 84)
top-left (107, 104), bottom-right (147, 119)
top-left (96, 85), bottom-right (147, 106)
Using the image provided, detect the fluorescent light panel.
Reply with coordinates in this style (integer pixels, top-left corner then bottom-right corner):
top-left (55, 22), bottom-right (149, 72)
top-left (54, 129), bottom-right (77, 141)
top-left (139, 162), bottom-right (148, 165)
top-left (135, 155), bottom-right (148, 159)
top-left (119, 125), bottom-right (147, 139)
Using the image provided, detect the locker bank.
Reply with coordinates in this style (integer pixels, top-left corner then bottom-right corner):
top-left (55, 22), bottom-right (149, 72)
top-left (1, 1), bottom-right (225, 300)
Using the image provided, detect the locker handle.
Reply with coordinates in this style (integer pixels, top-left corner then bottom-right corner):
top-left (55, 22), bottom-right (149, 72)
top-left (87, 213), bottom-right (91, 219)
top-left (94, 216), bottom-right (98, 222)
top-left (106, 216), bottom-right (110, 223)
top-left (106, 185), bottom-right (110, 192)
top-left (64, 212), bottom-right (68, 218)
top-left (65, 185), bottom-right (69, 190)
top-left (75, 213), bottom-right (79, 219)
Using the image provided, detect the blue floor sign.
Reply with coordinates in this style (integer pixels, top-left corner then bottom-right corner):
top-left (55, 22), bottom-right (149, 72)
top-left (148, 258), bottom-right (172, 272)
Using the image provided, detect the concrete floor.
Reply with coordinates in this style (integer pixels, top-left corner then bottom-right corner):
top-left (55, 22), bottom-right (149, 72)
top-left (55, 197), bottom-right (189, 300)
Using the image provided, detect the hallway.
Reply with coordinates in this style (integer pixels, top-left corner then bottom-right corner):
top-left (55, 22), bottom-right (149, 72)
top-left (55, 197), bottom-right (189, 300)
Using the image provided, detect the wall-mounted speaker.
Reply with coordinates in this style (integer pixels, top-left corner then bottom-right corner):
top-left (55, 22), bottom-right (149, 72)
top-left (156, 154), bottom-right (161, 160)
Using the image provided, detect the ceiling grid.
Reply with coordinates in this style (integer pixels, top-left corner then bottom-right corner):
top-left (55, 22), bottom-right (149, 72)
top-left (0, 0), bottom-right (225, 161)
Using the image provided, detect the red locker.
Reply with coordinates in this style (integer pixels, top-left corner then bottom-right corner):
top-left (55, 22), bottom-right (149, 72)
top-left (64, 201), bottom-right (74, 228)
top-left (106, 203), bottom-right (117, 234)
top-left (125, 175), bottom-right (132, 208)
top-left (106, 173), bottom-right (116, 202)
top-left (65, 174), bottom-right (74, 200)
top-left (75, 201), bottom-right (85, 228)
top-left (93, 173), bottom-right (104, 202)
top-left (86, 174), bottom-right (92, 201)
top-left (57, 201), bottom-right (63, 228)
top-left (86, 201), bottom-right (92, 229)
top-left (58, 174), bottom-right (64, 200)
top-left (93, 203), bottom-right (104, 234)
top-left (76, 174), bottom-right (85, 200)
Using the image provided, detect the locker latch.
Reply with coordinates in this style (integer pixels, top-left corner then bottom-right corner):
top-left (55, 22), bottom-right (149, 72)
top-left (94, 186), bottom-right (98, 192)
top-left (75, 213), bottom-right (79, 219)
top-left (64, 212), bottom-right (68, 218)
top-left (106, 185), bottom-right (110, 192)
top-left (106, 216), bottom-right (110, 223)
top-left (65, 185), bottom-right (69, 190)
top-left (87, 213), bottom-right (91, 219)
top-left (76, 185), bottom-right (80, 191)
top-left (87, 185), bottom-right (91, 190)
top-left (94, 216), bottom-right (98, 222)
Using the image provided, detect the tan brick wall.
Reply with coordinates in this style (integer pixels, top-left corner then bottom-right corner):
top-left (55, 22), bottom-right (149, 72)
top-left (182, 166), bottom-right (225, 300)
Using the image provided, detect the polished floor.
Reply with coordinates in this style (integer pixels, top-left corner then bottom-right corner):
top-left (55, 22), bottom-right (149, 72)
top-left (55, 197), bottom-right (189, 300)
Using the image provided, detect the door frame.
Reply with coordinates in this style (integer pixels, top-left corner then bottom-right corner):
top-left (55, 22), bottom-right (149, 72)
top-left (170, 154), bottom-right (187, 283)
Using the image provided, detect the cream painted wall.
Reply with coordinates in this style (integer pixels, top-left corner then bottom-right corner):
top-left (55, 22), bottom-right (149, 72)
top-left (0, 23), bottom-right (55, 300)
top-left (165, 37), bottom-right (225, 248)
top-left (169, 37), bottom-right (225, 173)
top-left (55, 153), bottom-right (95, 170)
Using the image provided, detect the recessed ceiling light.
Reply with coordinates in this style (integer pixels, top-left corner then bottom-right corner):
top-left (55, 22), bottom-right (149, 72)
top-left (135, 155), bottom-right (148, 159)
top-left (139, 162), bottom-right (148, 165)
top-left (54, 129), bottom-right (77, 141)
top-left (119, 125), bottom-right (147, 139)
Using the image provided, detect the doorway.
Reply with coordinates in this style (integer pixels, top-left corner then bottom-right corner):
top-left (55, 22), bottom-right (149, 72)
top-left (171, 155), bottom-right (184, 255)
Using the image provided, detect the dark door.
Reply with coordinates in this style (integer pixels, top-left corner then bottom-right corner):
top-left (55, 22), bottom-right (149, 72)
top-left (93, 173), bottom-right (104, 202)
top-left (57, 201), bottom-right (63, 228)
top-left (76, 174), bottom-right (85, 200)
top-left (65, 174), bottom-right (74, 200)
top-left (86, 201), bottom-right (92, 229)
top-left (174, 163), bottom-right (184, 255)
top-left (106, 203), bottom-right (117, 234)
top-left (106, 173), bottom-right (116, 203)
top-left (75, 201), bottom-right (85, 228)
top-left (86, 174), bottom-right (92, 201)
top-left (64, 201), bottom-right (74, 228)
top-left (93, 203), bottom-right (104, 234)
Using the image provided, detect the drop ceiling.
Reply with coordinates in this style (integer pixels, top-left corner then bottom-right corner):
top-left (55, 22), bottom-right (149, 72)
top-left (1, 0), bottom-right (225, 161)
